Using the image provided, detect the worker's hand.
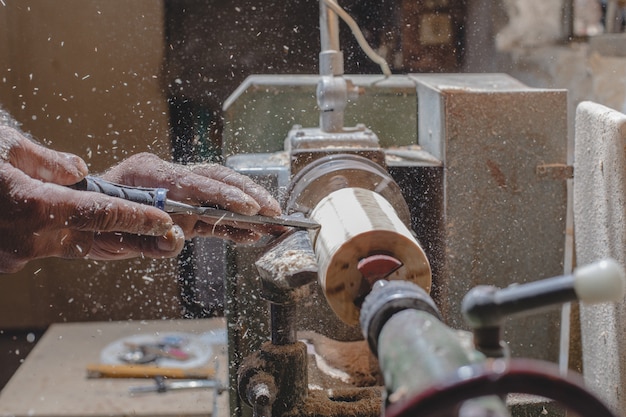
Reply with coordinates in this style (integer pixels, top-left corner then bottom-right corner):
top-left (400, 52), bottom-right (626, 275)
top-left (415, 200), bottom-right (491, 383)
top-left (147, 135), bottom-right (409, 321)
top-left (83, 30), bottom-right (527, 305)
top-left (100, 152), bottom-right (283, 243)
top-left (0, 127), bottom-right (183, 273)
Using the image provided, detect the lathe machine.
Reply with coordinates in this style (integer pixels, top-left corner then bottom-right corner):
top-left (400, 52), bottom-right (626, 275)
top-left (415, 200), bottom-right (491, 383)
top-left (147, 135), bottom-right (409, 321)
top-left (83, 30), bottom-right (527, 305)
top-left (189, 2), bottom-right (626, 417)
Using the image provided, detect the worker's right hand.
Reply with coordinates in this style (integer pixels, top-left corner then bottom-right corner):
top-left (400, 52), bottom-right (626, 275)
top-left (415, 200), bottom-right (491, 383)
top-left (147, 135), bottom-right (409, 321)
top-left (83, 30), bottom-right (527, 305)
top-left (99, 152), bottom-right (284, 243)
top-left (0, 126), bottom-right (183, 274)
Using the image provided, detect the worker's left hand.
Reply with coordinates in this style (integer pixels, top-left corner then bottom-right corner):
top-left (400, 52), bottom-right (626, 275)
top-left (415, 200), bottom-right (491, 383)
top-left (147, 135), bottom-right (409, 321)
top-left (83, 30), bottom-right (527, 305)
top-left (0, 127), bottom-right (183, 273)
top-left (100, 152), bottom-right (282, 244)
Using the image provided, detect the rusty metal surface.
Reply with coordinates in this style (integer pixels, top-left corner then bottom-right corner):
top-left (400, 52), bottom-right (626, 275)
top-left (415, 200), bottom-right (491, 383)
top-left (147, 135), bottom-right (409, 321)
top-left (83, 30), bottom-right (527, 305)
top-left (411, 73), bottom-right (568, 361)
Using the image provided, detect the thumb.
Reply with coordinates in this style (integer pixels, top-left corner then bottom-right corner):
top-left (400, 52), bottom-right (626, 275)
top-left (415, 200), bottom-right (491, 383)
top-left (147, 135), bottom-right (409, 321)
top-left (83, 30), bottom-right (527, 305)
top-left (1, 126), bottom-right (88, 185)
top-left (49, 186), bottom-right (174, 236)
top-left (89, 225), bottom-right (186, 260)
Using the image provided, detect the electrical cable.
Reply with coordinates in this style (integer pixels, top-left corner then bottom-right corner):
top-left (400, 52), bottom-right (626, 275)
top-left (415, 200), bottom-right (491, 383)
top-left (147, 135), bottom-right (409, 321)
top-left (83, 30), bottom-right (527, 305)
top-left (321, 0), bottom-right (392, 77)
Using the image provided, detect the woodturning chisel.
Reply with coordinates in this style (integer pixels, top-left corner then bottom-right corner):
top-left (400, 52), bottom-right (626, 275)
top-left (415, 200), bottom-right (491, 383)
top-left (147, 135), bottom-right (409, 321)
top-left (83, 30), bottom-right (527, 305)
top-left (70, 175), bottom-right (320, 230)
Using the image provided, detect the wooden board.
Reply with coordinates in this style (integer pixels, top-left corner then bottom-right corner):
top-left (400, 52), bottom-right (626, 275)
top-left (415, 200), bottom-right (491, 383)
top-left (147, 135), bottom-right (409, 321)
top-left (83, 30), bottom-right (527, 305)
top-left (0, 319), bottom-right (229, 417)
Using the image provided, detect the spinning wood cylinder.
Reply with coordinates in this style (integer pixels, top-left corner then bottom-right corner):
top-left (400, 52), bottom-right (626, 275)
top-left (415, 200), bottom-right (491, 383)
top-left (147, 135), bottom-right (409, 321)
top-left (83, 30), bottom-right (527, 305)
top-left (310, 187), bottom-right (432, 325)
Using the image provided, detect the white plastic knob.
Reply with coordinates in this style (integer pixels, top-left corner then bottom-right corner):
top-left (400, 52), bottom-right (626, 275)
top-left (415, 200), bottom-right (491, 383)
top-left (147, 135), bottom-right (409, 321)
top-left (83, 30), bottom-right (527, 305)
top-left (573, 259), bottom-right (626, 303)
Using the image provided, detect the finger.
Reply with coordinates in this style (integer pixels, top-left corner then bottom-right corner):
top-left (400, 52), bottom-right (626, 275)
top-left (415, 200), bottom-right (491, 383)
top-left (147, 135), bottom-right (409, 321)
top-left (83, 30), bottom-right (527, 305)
top-left (101, 153), bottom-right (263, 215)
top-left (189, 163), bottom-right (281, 216)
top-left (57, 229), bottom-right (94, 258)
top-left (0, 126), bottom-right (88, 185)
top-left (43, 184), bottom-right (174, 236)
top-left (1, 168), bottom-right (172, 236)
top-left (175, 170), bottom-right (262, 215)
top-left (88, 225), bottom-right (185, 260)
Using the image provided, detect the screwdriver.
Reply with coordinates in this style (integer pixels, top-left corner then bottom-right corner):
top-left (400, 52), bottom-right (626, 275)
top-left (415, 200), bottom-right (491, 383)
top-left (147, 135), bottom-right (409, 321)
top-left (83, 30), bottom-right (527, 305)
top-left (69, 175), bottom-right (320, 230)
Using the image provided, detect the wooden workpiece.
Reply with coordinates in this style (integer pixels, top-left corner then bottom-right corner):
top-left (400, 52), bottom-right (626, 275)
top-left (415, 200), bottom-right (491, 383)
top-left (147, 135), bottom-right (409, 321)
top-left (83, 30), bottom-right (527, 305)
top-left (310, 187), bottom-right (432, 325)
top-left (0, 319), bottom-right (228, 417)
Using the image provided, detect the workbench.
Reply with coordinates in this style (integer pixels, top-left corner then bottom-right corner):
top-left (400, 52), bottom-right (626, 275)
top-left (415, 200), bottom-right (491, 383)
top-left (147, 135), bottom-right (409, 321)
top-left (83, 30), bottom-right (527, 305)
top-left (0, 319), bottom-right (229, 417)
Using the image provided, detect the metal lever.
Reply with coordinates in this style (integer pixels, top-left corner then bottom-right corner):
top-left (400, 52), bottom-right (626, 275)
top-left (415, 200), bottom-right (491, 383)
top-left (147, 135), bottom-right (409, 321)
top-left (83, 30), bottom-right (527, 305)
top-left (462, 258), bottom-right (626, 357)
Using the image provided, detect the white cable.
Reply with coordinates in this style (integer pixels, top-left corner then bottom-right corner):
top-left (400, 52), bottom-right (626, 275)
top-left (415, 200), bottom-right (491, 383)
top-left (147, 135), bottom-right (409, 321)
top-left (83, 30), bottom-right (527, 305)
top-left (322, 0), bottom-right (392, 77)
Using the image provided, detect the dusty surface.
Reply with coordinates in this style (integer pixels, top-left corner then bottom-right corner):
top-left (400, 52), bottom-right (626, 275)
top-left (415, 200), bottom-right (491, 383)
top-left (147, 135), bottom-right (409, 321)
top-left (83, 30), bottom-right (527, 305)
top-left (285, 387), bottom-right (382, 417)
top-left (574, 101), bottom-right (626, 414)
top-left (412, 74), bottom-right (568, 362)
top-left (300, 331), bottom-right (382, 388)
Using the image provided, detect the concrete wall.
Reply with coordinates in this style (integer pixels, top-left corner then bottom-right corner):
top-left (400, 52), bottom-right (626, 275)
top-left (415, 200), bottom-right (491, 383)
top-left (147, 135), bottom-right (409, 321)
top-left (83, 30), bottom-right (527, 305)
top-left (0, 1), bottom-right (181, 329)
top-left (574, 101), bottom-right (626, 414)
